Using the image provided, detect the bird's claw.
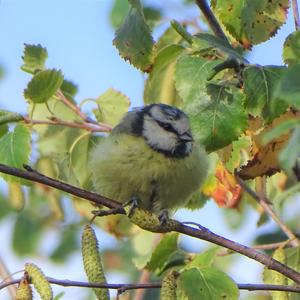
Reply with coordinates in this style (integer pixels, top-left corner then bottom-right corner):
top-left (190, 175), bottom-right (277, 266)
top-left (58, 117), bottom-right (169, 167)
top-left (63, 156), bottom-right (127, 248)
top-left (123, 196), bottom-right (140, 217)
top-left (158, 210), bottom-right (169, 226)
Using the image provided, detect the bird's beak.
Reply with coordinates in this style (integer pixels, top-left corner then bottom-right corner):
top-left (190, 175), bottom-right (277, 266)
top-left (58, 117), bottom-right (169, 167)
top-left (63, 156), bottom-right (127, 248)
top-left (180, 131), bottom-right (194, 142)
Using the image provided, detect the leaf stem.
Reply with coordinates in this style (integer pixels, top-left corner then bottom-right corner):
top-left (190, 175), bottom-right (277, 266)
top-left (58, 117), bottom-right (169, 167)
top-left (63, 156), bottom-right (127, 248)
top-left (170, 20), bottom-right (193, 44)
top-left (56, 90), bottom-right (87, 121)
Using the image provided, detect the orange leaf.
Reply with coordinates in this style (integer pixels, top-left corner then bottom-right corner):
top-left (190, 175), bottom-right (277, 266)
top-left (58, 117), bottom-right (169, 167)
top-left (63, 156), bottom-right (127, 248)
top-left (202, 163), bottom-right (242, 208)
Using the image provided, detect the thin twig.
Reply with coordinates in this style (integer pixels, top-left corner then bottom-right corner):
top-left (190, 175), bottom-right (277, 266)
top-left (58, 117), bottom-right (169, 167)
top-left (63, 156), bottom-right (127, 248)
top-left (218, 240), bottom-right (294, 256)
top-left (1, 164), bottom-right (300, 283)
top-left (0, 256), bottom-right (16, 299)
top-left (252, 241), bottom-right (293, 251)
top-left (24, 117), bottom-right (112, 132)
top-left (1, 277), bottom-right (300, 294)
top-left (56, 90), bottom-right (87, 121)
top-left (236, 176), bottom-right (299, 247)
top-left (195, 0), bottom-right (229, 42)
top-left (292, 0), bottom-right (300, 30)
top-left (134, 271), bottom-right (152, 300)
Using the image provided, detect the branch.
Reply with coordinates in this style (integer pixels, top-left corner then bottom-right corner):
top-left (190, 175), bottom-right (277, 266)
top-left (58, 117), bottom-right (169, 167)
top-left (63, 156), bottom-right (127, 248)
top-left (1, 277), bottom-right (300, 294)
top-left (292, 0), bottom-right (300, 30)
top-left (1, 164), bottom-right (300, 284)
top-left (236, 176), bottom-right (299, 247)
top-left (174, 222), bottom-right (300, 284)
top-left (195, 0), bottom-right (229, 43)
top-left (24, 116), bottom-right (112, 132)
top-left (0, 164), bottom-right (122, 210)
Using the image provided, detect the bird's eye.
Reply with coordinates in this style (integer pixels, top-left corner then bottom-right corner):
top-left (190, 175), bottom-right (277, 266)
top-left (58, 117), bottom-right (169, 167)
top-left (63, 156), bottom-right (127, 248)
top-left (162, 123), bottom-right (172, 130)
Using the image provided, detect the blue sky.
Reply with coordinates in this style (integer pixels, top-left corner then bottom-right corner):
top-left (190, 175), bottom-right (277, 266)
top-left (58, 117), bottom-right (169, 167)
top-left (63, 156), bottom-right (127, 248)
top-left (0, 0), bottom-right (299, 299)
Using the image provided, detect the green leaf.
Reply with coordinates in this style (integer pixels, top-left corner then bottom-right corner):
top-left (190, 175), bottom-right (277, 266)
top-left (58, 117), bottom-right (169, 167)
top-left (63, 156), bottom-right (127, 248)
top-left (211, 0), bottom-right (289, 47)
top-left (12, 212), bottom-right (43, 256)
top-left (0, 192), bottom-right (12, 220)
top-left (185, 248), bottom-right (219, 269)
top-left (110, 1), bottom-right (160, 30)
top-left (0, 65), bottom-right (4, 80)
top-left (38, 127), bottom-right (82, 157)
top-left (0, 109), bottom-right (24, 125)
top-left (279, 125), bottom-right (300, 172)
top-left (143, 6), bottom-right (162, 29)
top-left (281, 246), bottom-right (300, 299)
top-left (175, 55), bottom-right (221, 106)
top-left (24, 69), bottom-right (64, 103)
top-left (60, 79), bottom-right (78, 100)
top-left (284, 247), bottom-right (300, 300)
top-left (185, 191), bottom-right (209, 210)
top-left (28, 97), bottom-right (79, 135)
top-left (263, 248), bottom-right (288, 300)
top-left (0, 124), bottom-right (31, 183)
top-left (93, 88), bottom-right (130, 126)
top-left (21, 44), bottom-right (48, 74)
top-left (192, 33), bottom-right (246, 62)
top-left (36, 128), bottom-right (84, 185)
top-left (285, 247), bottom-right (300, 277)
top-left (50, 226), bottom-right (78, 263)
top-left (110, 0), bottom-right (130, 28)
top-left (179, 267), bottom-right (239, 300)
top-left (275, 64), bottom-right (300, 108)
top-left (0, 124), bottom-right (8, 138)
top-left (156, 26), bottom-right (182, 51)
top-left (144, 44), bottom-right (185, 105)
top-left (146, 233), bottom-right (179, 274)
top-left (70, 133), bottom-right (102, 188)
top-left (113, 0), bottom-right (154, 72)
top-left (225, 135), bottom-right (252, 172)
top-left (53, 292), bottom-right (65, 300)
top-left (8, 182), bottom-right (25, 211)
top-left (243, 65), bottom-right (287, 122)
top-left (283, 31), bottom-right (300, 66)
top-left (189, 84), bottom-right (247, 152)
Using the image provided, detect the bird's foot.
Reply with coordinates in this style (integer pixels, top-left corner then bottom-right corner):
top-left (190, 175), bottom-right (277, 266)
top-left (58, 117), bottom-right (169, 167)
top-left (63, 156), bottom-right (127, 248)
top-left (123, 196), bottom-right (140, 218)
top-left (158, 209), bottom-right (169, 226)
top-left (92, 207), bottom-right (124, 218)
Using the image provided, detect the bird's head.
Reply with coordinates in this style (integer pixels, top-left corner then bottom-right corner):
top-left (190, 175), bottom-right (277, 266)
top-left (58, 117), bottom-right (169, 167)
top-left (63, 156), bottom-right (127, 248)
top-left (140, 104), bottom-right (194, 158)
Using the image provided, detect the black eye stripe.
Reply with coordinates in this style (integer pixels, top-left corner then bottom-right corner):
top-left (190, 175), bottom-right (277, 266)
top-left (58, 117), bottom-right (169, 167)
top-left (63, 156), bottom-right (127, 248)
top-left (156, 120), bottom-right (178, 134)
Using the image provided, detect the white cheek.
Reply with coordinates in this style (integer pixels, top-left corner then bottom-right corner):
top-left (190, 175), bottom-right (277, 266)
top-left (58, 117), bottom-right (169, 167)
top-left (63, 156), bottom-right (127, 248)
top-left (143, 118), bottom-right (177, 151)
top-left (185, 142), bottom-right (193, 154)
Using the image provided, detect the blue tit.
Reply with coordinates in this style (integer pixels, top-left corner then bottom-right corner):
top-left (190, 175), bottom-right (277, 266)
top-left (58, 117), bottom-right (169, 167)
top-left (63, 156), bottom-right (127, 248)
top-left (90, 104), bottom-right (208, 217)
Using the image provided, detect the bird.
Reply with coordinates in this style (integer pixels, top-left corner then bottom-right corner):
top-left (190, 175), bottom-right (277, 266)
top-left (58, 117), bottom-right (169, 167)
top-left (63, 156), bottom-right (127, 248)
top-left (90, 103), bottom-right (208, 220)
